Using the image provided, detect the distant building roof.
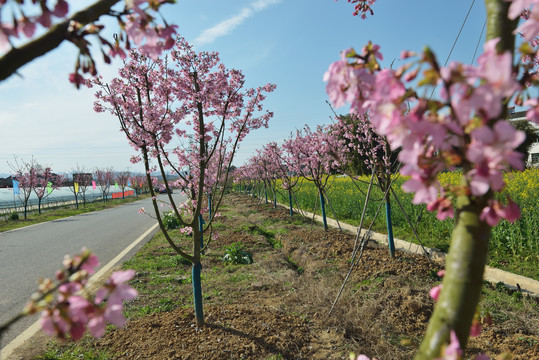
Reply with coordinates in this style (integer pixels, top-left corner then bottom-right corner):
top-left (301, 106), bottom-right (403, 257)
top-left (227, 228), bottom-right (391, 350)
top-left (0, 177), bottom-right (13, 188)
top-left (509, 110), bottom-right (527, 120)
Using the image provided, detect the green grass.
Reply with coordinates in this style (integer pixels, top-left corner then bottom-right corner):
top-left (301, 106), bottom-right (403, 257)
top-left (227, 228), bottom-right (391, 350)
top-left (238, 223), bottom-right (282, 249)
top-left (36, 341), bottom-right (113, 360)
top-left (0, 194), bottom-right (150, 233)
top-left (479, 280), bottom-right (539, 324)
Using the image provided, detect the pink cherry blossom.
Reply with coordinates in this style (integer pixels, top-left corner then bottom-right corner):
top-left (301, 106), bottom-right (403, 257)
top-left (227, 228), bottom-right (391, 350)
top-left (441, 330), bottom-right (464, 360)
top-left (430, 285), bottom-right (442, 301)
top-left (95, 270), bottom-right (137, 306)
top-left (469, 319), bottom-right (482, 337)
top-left (338, 0), bottom-right (377, 18)
top-left (325, 38), bottom-right (526, 224)
top-left (480, 198), bottom-right (521, 226)
top-left (51, 0), bottom-right (69, 18)
top-left (506, 0), bottom-right (539, 40)
top-left (427, 197), bottom-right (454, 220)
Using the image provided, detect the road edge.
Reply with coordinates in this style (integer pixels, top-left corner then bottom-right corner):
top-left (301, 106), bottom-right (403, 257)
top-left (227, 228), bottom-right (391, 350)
top-left (0, 222), bottom-right (159, 360)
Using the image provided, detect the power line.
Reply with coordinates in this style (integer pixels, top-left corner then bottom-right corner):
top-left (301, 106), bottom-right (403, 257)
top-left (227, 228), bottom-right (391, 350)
top-left (430, 0), bottom-right (478, 99)
top-left (471, 19), bottom-right (487, 63)
top-left (443, 0), bottom-right (477, 68)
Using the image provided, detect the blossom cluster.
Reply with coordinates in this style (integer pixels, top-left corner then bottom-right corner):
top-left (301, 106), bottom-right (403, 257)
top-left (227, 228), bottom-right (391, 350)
top-left (324, 36), bottom-right (536, 225)
top-left (282, 125), bottom-right (344, 186)
top-left (338, 0), bottom-right (377, 19)
top-left (329, 112), bottom-right (393, 176)
top-left (22, 248), bottom-right (137, 340)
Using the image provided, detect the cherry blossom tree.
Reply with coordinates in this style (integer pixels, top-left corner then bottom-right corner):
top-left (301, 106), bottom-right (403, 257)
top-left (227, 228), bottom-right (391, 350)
top-left (329, 112), bottom-right (399, 256)
top-left (242, 151), bottom-right (275, 206)
top-left (129, 174), bottom-right (146, 196)
top-left (0, 0), bottom-right (178, 86)
top-left (89, 37), bottom-right (275, 326)
top-left (94, 168), bottom-right (113, 202)
top-left (115, 171), bottom-right (131, 198)
top-left (282, 125), bottom-right (344, 230)
top-left (327, 0), bottom-right (538, 358)
top-left (9, 157), bottom-right (63, 216)
top-left (9, 157), bottom-right (37, 219)
top-left (32, 164), bottom-right (63, 214)
top-left (261, 142), bottom-right (301, 214)
top-left (71, 170), bottom-right (93, 207)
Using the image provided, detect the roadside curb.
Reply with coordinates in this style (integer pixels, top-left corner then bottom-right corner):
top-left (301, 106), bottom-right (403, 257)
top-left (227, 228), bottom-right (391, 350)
top-left (253, 194), bottom-right (539, 298)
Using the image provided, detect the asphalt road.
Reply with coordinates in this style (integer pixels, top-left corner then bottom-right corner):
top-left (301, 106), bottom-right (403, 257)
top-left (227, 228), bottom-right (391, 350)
top-left (0, 193), bottom-right (185, 350)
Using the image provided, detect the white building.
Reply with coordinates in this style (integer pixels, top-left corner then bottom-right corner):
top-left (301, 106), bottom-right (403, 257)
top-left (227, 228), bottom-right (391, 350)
top-left (509, 110), bottom-right (539, 168)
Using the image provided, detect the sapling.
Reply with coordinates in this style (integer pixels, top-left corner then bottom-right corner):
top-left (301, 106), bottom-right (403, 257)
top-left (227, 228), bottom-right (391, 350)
top-left (90, 37), bottom-right (275, 326)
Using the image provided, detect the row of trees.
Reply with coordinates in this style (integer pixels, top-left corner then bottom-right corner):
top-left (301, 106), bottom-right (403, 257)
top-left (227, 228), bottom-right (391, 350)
top-left (8, 158), bottom-right (154, 218)
top-left (235, 114), bottom-right (403, 262)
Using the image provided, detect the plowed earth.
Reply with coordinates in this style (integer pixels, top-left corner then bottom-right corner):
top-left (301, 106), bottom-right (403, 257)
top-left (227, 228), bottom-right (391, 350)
top-left (12, 194), bottom-right (539, 359)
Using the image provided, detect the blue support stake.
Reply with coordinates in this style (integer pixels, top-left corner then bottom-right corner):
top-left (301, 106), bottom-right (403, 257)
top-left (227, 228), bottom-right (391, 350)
top-left (199, 214), bottom-right (205, 253)
top-left (288, 189), bottom-right (293, 217)
top-left (385, 199), bottom-right (395, 258)
top-left (192, 262), bottom-right (204, 326)
top-left (320, 190), bottom-right (328, 231)
top-left (208, 194), bottom-right (212, 219)
top-left (265, 189), bottom-right (268, 204)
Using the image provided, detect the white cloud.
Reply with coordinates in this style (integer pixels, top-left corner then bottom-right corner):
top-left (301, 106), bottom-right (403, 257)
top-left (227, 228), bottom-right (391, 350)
top-left (251, 0), bottom-right (282, 12)
top-left (194, 0), bottom-right (282, 45)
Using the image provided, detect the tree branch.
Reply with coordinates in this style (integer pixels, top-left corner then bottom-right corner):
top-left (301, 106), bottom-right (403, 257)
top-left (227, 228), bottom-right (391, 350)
top-left (0, 0), bottom-right (120, 81)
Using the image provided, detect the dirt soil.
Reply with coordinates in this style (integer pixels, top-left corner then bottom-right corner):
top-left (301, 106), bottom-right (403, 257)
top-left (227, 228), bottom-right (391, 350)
top-left (11, 193), bottom-right (539, 359)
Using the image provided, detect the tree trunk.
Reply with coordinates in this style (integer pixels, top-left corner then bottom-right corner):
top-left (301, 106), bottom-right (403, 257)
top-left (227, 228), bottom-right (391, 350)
top-left (319, 189), bottom-right (328, 231)
top-left (385, 196), bottom-right (395, 258)
top-left (415, 2), bottom-right (517, 356)
top-left (415, 189), bottom-right (490, 359)
top-left (192, 261), bottom-right (204, 327)
top-left (288, 188), bottom-right (294, 217)
top-left (192, 221), bottom-right (204, 327)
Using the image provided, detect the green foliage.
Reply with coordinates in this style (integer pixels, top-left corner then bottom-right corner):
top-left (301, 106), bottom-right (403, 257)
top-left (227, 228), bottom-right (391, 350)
top-left (238, 223), bottom-right (282, 248)
top-left (286, 256), bottom-right (304, 275)
top-left (163, 210), bottom-right (181, 230)
top-left (8, 211), bottom-right (19, 220)
top-left (223, 242), bottom-right (253, 265)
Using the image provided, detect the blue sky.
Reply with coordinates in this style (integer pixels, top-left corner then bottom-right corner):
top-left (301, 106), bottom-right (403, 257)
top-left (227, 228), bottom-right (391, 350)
top-left (0, 0), bottom-right (488, 175)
